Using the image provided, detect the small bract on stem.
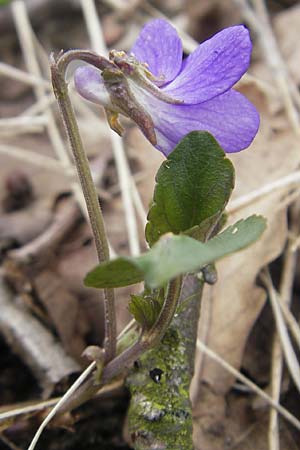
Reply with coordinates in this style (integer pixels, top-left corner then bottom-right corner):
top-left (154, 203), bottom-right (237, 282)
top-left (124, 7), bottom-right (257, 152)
top-left (100, 275), bottom-right (183, 384)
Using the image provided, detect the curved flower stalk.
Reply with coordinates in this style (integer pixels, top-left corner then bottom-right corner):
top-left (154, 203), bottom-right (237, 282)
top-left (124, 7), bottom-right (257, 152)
top-left (74, 19), bottom-right (259, 156)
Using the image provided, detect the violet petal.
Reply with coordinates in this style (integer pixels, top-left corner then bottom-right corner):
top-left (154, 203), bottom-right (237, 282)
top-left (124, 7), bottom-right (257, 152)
top-left (163, 26), bottom-right (252, 105)
top-left (131, 19), bottom-right (183, 86)
top-left (74, 65), bottom-right (110, 106)
top-left (130, 85), bottom-right (259, 155)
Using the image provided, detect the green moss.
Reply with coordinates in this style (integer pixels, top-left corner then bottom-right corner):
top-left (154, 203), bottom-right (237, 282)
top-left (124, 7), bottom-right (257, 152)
top-left (126, 276), bottom-right (203, 450)
top-left (126, 327), bottom-right (193, 450)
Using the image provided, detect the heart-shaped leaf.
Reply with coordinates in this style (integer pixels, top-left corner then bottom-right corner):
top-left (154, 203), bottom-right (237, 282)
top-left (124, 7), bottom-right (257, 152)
top-left (146, 131), bottom-right (234, 246)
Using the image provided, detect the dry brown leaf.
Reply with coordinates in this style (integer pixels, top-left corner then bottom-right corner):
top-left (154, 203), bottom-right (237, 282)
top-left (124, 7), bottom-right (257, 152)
top-left (186, 0), bottom-right (242, 42)
top-left (0, 201), bottom-right (53, 246)
top-left (56, 220), bottom-right (136, 338)
top-left (193, 386), bottom-right (299, 450)
top-left (0, 136), bottom-right (71, 246)
top-left (193, 89), bottom-right (300, 396)
top-left (33, 270), bottom-right (89, 362)
top-left (274, 4), bottom-right (300, 86)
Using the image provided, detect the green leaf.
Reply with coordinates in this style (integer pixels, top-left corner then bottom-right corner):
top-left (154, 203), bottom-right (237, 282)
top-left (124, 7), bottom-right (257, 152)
top-left (146, 131), bottom-right (234, 246)
top-left (128, 294), bottom-right (162, 329)
top-left (184, 212), bottom-right (223, 241)
top-left (85, 215), bottom-right (266, 289)
top-left (85, 258), bottom-right (144, 289)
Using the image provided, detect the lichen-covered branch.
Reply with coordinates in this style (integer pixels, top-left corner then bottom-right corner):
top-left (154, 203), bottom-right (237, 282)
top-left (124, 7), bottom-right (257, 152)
top-left (126, 275), bottom-right (203, 450)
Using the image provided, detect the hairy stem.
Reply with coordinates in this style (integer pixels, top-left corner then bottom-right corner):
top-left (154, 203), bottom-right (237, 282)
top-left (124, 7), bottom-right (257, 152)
top-left (50, 51), bottom-right (116, 361)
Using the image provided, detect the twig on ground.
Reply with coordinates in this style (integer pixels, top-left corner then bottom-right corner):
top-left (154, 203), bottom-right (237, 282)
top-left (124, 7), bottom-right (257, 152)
top-left (0, 0), bottom-right (81, 34)
top-left (228, 170), bottom-right (300, 213)
top-left (260, 270), bottom-right (300, 394)
top-left (0, 116), bottom-right (48, 134)
top-left (0, 433), bottom-right (22, 450)
top-left (226, 424), bottom-right (257, 450)
top-left (131, 178), bottom-right (147, 227)
top-left (0, 278), bottom-right (80, 395)
top-left (269, 337), bottom-right (281, 450)
top-left (20, 93), bottom-right (56, 117)
top-left (27, 362), bottom-right (96, 450)
top-left (0, 379), bottom-right (123, 425)
top-left (0, 61), bottom-right (49, 88)
top-left (276, 188), bottom-right (300, 214)
top-left (0, 144), bottom-right (74, 173)
top-left (278, 299), bottom-right (300, 350)
top-left (7, 199), bottom-right (81, 264)
top-left (196, 340), bottom-right (300, 432)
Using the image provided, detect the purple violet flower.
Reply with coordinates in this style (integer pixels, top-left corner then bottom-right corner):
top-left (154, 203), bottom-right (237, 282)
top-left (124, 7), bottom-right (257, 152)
top-left (74, 19), bottom-right (259, 156)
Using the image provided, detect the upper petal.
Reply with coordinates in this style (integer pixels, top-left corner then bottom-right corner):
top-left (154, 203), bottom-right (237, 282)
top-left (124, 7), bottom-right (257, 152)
top-left (163, 26), bottom-right (252, 104)
top-left (130, 19), bottom-right (183, 86)
top-left (74, 65), bottom-right (110, 106)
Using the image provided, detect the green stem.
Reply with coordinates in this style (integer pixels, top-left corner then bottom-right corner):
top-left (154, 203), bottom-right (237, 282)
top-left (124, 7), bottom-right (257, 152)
top-left (144, 276), bottom-right (182, 346)
top-left (50, 52), bottom-right (116, 362)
